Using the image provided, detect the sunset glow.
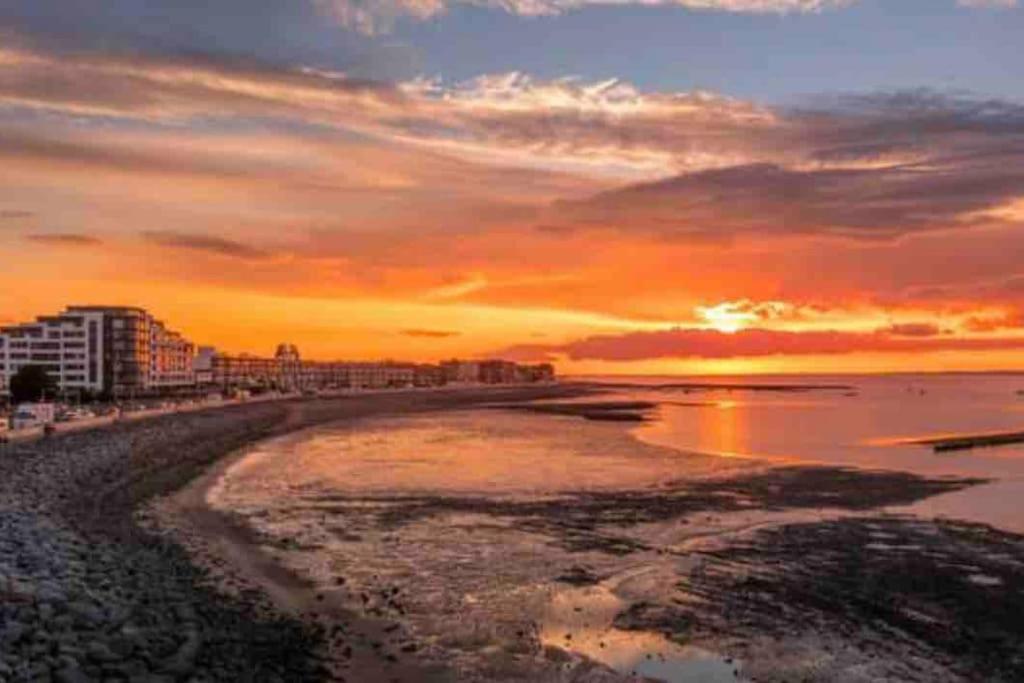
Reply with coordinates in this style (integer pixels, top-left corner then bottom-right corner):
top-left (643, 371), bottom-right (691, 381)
top-left (1, 1), bottom-right (1023, 374)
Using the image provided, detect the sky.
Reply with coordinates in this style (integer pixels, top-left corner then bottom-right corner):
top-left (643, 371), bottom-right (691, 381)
top-left (1, 0), bottom-right (1024, 375)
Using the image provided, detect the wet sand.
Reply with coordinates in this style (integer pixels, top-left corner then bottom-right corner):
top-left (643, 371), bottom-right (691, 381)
top-left (155, 430), bottom-right (459, 683)
top-left (151, 397), bottom-right (1024, 682)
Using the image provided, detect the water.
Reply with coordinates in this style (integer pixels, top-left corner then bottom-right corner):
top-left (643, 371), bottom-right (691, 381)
top-left (208, 373), bottom-right (1024, 681)
top-left (610, 373), bottom-right (1024, 533)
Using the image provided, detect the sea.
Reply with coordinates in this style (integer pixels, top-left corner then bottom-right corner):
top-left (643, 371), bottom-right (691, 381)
top-left (207, 373), bottom-right (1024, 682)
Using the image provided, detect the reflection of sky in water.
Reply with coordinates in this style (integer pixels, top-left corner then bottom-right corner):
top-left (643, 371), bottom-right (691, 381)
top-left (629, 373), bottom-right (1024, 479)
top-left (212, 409), bottom-right (740, 505)
top-left (621, 373), bottom-right (1024, 534)
top-left (541, 577), bottom-right (743, 683)
top-left (209, 374), bottom-right (1024, 680)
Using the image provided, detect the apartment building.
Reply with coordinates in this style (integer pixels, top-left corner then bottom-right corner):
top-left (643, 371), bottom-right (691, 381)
top-left (202, 345), bottom-right (423, 391)
top-left (441, 359), bottom-right (555, 384)
top-left (0, 309), bottom-right (106, 398)
top-left (440, 359), bottom-right (481, 384)
top-left (479, 359), bottom-right (519, 384)
top-left (0, 306), bottom-right (195, 399)
top-left (150, 322), bottom-right (195, 389)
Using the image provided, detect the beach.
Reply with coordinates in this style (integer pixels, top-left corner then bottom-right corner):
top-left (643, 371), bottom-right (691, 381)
top-left (3, 380), bottom-right (1024, 682)
top-left (0, 385), bottom-right (585, 682)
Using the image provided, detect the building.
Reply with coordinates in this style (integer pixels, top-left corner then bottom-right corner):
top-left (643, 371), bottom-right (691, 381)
top-left (0, 308), bottom-right (105, 399)
top-left (440, 359), bottom-right (480, 384)
top-left (440, 358), bottom-right (555, 385)
top-left (0, 305), bottom-right (555, 400)
top-left (478, 359), bottom-right (519, 384)
top-left (149, 321), bottom-right (195, 389)
top-left (0, 305), bottom-right (196, 399)
top-left (343, 362), bottom-right (416, 389)
top-left (517, 363), bottom-right (555, 383)
top-left (201, 346), bottom-right (422, 392)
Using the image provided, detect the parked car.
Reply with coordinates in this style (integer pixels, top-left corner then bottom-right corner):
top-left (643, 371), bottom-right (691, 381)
top-left (11, 403), bottom-right (56, 430)
top-left (58, 407), bottom-right (95, 422)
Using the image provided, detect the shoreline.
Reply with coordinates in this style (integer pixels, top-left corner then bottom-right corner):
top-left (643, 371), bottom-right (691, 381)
top-left (5, 384), bottom-right (1024, 682)
top-left (151, 398), bottom-right (1024, 682)
top-left (0, 383), bottom-right (589, 683)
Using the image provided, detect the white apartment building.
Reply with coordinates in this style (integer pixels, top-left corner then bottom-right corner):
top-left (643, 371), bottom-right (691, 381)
top-left (0, 309), bottom-right (107, 398)
top-left (0, 306), bottom-right (196, 399)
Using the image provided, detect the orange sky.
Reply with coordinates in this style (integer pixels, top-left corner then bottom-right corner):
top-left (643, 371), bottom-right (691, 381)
top-left (2, 38), bottom-right (1024, 375)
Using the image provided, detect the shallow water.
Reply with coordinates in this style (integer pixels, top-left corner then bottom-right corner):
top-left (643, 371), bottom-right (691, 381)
top-left (615, 373), bottom-right (1024, 533)
top-left (209, 373), bottom-right (1024, 681)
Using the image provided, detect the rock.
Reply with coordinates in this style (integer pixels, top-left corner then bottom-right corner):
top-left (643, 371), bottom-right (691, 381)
top-left (160, 629), bottom-right (200, 676)
top-left (67, 602), bottom-right (105, 627)
top-left (85, 641), bottom-right (119, 664)
top-left (107, 635), bottom-right (136, 658)
top-left (129, 674), bottom-right (175, 683)
top-left (6, 579), bottom-right (36, 603)
top-left (36, 583), bottom-right (67, 605)
top-left (0, 621), bottom-right (28, 646)
top-left (54, 664), bottom-right (94, 683)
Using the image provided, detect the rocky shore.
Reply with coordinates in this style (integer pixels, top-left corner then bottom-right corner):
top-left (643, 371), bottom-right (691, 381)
top-left (0, 386), bottom-right (581, 683)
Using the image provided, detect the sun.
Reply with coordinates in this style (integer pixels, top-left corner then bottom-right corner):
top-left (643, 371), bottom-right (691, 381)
top-left (695, 301), bottom-right (756, 334)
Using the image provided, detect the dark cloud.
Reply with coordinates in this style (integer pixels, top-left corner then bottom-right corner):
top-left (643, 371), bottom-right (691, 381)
top-left (536, 89), bottom-right (1024, 241)
top-left (502, 327), bottom-right (1024, 362)
top-left (883, 323), bottom-right (943, 338)
top-left (24, 233), bottom-right (103, 246)
top-left (551, 155), bottom-right (1024, 240)
top-left (0, 41), bottom-right (404, 130)
top-left (401, 328), bottom-right (461, 338)
top-left (0, 210), bottom-right (34, 219)
top-left (0, 3), bottom-right (411, 81)
top-left (141, 231), bottom-right (269, 260)
top-left (0, 127), bottom-right (258, 179)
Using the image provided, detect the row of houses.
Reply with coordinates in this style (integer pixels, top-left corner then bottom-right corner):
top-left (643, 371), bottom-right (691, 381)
top-left (195, 347), bottom-right (553, 392)
top-left (0, 305), bottom-right (555, 399)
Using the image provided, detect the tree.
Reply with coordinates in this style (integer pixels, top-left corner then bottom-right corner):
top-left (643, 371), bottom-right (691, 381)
top-left (9, 365), bottom-right (57, 403)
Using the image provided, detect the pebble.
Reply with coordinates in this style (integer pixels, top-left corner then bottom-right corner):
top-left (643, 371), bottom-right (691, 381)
top-left (0, 402), bottom-right (329, 682)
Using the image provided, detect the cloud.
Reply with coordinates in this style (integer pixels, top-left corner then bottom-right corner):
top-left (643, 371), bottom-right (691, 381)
top-left (4, 36), bottom-right (1023, 202)
top-left (502, 326), bottom-right (1024, 361)
top-left (314, 0), bottom-right (1013, 34)
top-left (422, 275), bottom-right (490, 300)
top-left (549, 84), bottom-right (1024, 237)
top-left (24, 233), bottom-right (103, 246)
top-left (957, 0), bottom-right (1017, 7)
top-left (551, 159), bottom-right (1024, 240)
top-left (141, 231), bottom-right (270, 260)
top-left (314, 0), bottom-right (852, 34)
top-left (884, 322), bottom-right (943, 338)
top-left (963, 311), bottom-right (1024, 332)
top-left (401, 328), bottom-right (461, 337)
top-left (314, 0), bottom-right (446, 35)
